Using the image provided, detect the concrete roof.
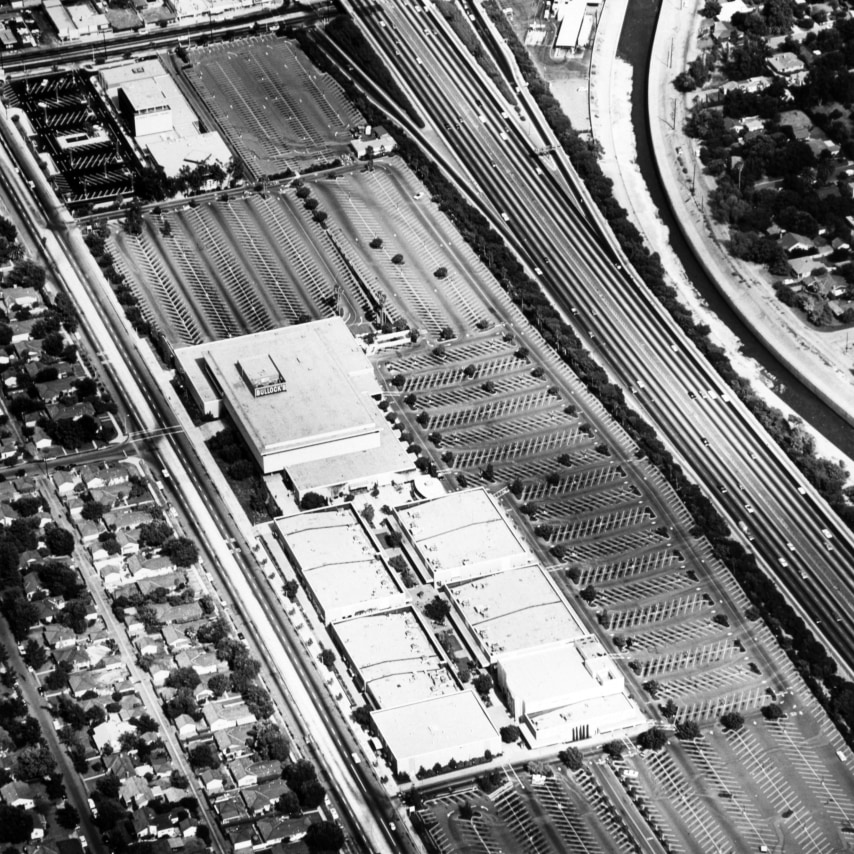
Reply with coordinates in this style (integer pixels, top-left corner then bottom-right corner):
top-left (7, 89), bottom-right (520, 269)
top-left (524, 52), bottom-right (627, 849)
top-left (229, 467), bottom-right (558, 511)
top-left (176, 319), bottom-right (381, 457)
top-left (371, 690), bottom-right (499, 762)
top-left (396, 488), bottom-right (531, 577)
top-left (500, 638), bottom-right (623, 710)
top-left (332, 609), bottom-right (457, 708)
top-left (450, 563), bottom-right (586, 656)
top-left (145, 131), bottom-right (231, 178)
top-left (120, 78), bottom-right (170, 112)
top-left (274, 505), bottom-right (403, 617)
top-left (286, 411), bottom-right (415, 495)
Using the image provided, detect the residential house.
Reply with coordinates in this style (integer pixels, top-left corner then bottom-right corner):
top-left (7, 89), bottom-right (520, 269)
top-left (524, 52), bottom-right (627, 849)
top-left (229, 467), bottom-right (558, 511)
top-left (175, 647), bottom-right (222, 676)
top-left (127, 554), bottom-right (175, 581)
top-left (767, 51), bottom-right (808, 85)
top-left (2, 287), bottom-right (41, 312)
top-left (215, 792), bottom-right (250, 825)
top-left (132, 806), bottom-right (158, 839)
top-left (1, 781), bottom-right (36, 809)
top-left (241, 779), bottom-right (290, 815)
top-left (116, 529), bottom-right (141, 555)
top-left (779, 232), bottom-right (815, 255)
top-left (161, 625), bottom-right (192, 653)
top-left (104, 751), bottom-right (136, 781)
top-left (46, 402), bottom-right (96, 423)
top-left (92, 718), bottom-right (135, 752)
top-left (80, 463), bottom-right (131, 490)
top-left (133, 634), bottom-right (162, 658)
top-left (199, 768), bottom-right (228, 795)
top-left (778, 108), bottom-right (813, 140)
top-left (174, 714), bottom-right (198, 741)
top-left (148, 654), bottom-right (175, 688)
top-left (22, 571), bottom-right (47, 600)
top-left (203, 700), bottom-right (256, 733)
top-left (214, 723), bottom-right (256, 759)
top-left (227, 825), bottom-right (256, 852)
top-left (30, 812), bottom-right (47, 841)
top-left (136, 573), bottom-right (185, 597)
top-left (42, 623), bottom-right (77, 649)
top-left (120, 776), bottom-right (154, 809)
top-left (151, 601), bottom-right (204, 625)
top-left (104, 508), bottom-right (154, 532)
top-left (256, 815), bottom-right (313, 847)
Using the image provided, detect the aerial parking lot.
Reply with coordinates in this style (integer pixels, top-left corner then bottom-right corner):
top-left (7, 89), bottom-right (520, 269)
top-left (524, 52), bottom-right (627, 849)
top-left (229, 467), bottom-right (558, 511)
top-left (182, 35), bottom-right (362, 179)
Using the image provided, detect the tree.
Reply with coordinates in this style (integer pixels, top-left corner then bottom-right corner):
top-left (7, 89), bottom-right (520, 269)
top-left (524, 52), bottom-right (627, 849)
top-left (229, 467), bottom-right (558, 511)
top-left (360, 504), bottom-right (375, 526)
top-left (44, 525), bottom-right (74, 556)
top-left (13, 744), bottom-right (56, 780)
top-left (254, 722), bottom-right (290, 761)
top-left (318, 648), bottom-right (336, 668)
top-left (762, 703), bottom-right (784, 720)
top-left (23, 640), bottom-right (46, 670)
top-left (500, 725), bottom-right (521, 743)
top-left (473, 672), bottom-right (492, 698)
top-left (0, 805), bottom-right (33, 844)
top-left (661, 699), bottom-right (678, 720)
top-left (166, 667), bottom-right (201, 690)
top-left (434, 266), bottom-right (448, 279)
top-left (56, 803), bottom-right (80, 830)
top-left (81, 500), bottom-right (107, 521)
top-left (424, 596), bottom-right (451, 623)
top-left (673, 72), bottom-right (697, 93)
top-left (188, 743), bottom-right (220, 769)
top-left (297, 778), bottom-right (327, 809)
top-left (603, 740), bottom-right (625, 759)
top-left (243, 683), bottom-right (274, 719)
top-left (304, 821), bottom-right (345, 852)
top-left (300, 492), bottom-right (328, 511)
top-left (96, 774), bottom-right (121, 799)
top-left (208, 673), bottom-right (230, 698)
top-left (123, 198), bottom-right (143, 235)
top-left (138, 521), bottom-right (172, 548)
top-left (369, 237), bottom-right (383, 249)
top-left (352, 706), bottom-right (371, 729)
top-left (557, 746), bottom-right (583, 771)
top-left (162, 537), bottom-right (198, 567)
top-left (283, 579), bottom-right (299, 601)
top-left (391, 254), bottom-right (404, 265)
top-left (721, 711), bottom-right (745, 731)
top-left (276, 790), bottom-right (301, 816)
top-left (579, 584), bottom-right (597, 604)
top-left (41, 332), bottom-right (65, 358)
top-left (699, 0), bottom-right (720, 16)
top-left (676, 720), bottom-right (702, 740)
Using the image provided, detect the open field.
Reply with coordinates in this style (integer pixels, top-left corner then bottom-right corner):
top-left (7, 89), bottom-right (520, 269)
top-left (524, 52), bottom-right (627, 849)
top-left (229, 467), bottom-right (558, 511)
top-left (183, 35), bottom-right (362, 178)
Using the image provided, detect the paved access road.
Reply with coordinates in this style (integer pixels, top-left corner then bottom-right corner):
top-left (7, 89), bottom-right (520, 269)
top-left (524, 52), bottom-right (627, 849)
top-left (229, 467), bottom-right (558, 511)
top-left (342, 0), bottom-right (854, 673)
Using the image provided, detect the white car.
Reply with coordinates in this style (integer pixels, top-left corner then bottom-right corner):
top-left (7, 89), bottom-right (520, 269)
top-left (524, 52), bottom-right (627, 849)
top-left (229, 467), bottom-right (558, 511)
top-left (786, 541), bottom-right (796, 552)
top-left (821, 527), bottom-right (833, 540)
top-left (797, 485), bottom-right (807, 495)
top-left (636, 379), bottom-right (646, 390)
top-left (744, 504), bottom-right (755, 514)
top-left (778, 557), bottom-right (788, 568)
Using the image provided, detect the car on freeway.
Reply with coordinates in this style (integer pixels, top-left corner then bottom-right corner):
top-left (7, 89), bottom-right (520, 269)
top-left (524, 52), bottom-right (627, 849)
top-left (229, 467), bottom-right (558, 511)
top-left (413, 192), bottom-right (424, 199)
top-left (499, 131), bottom-right (509, 141)
top-left (821, 527), bottom-right (833, 539)
top-left (738, 520), bottom-right (755, 541)
top-left (707, 389), bottom-right (717, 400)
top-left (797, 485), bottom-right (807, 495)
top-left (500, 212), bottom-right (510, 222)
top-left (721, 393), bottom-right (731, 402)
top-left (636, 379), bottom-right (646, 390)
top-left (745, 503), bottom-right (755, 514)
top-left (588, 329), bottom-right (596, 339)
top-left (718, 484), bottom-right (728, 494)
top-left (786, 541), bottom-right (796, 552)
top-left (778, 557), bottom-right (788, 568)
top-left (670, 343), bottom-right (679, 353)
top-left (701, 436), bottom-right (710, 446)
top-left (238, 632), bottom-right (245, 641)
top-left (416, 56), bottom-right (423, 64)
top-left (501, 110), bottom-right (510, 119)
top-left (824, 540), bottom-right (834, 552)
top-left (570, 307), bottom-right (579, 315)
top-left (799, 570), bottom-right (808, 579)
top-left (534, 267), bottom-right (543, 275)
top-left (688, 390), bottom-right (697, 400)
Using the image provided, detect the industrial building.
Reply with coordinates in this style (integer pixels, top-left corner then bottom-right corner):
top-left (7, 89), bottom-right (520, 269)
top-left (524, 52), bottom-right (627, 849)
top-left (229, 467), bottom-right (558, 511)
top-left (118, 78), bottom-right (172, 137)
top-left (98, 58), bottom-right (232, 179)
top-left (447, 563), bottom-right (587, 662)
top-left (395, 488), bottom-right (532, 584)
top-left (330, 608), bottom-right (458, 709)
top-left (273, 505), bottom-right (406, 624)
top-left (371, 691), bottom-right (501, 777)
top-left (175, 320), bottom-right (413, 491)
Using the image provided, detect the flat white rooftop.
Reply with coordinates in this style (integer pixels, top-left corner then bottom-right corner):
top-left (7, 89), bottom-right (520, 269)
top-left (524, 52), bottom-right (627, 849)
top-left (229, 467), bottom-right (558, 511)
top-left (287, 412), bottom-right (415, 496)
top-left (175, 319), bottom-right (382, 460)
top-left (146, 131), bottom-right (232, 178)
top-left (396, 488), bottom-right (531, 580)
top-left (332, 609), bottom-right (456, 708)
top-left (450, 563), bottom-right (586, 656)
top-left (528, 691), bottom-right (642, 742)
top-left (371, 690), bottom-right (499, 764)
top-left (500, 639), bottom-right (623, 714)
top-left (274, 505), bottom-right (403, 619)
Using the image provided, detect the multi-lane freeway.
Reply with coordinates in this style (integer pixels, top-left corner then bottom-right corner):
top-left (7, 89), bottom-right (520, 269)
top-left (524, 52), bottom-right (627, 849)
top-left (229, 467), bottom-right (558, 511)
top-left (339, 0), bottom-right (854, 672)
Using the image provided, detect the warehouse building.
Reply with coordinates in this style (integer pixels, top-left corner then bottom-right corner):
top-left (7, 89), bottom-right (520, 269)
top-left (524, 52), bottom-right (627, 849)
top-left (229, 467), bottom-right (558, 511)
top-left (447, 563), bottom-right (586, 662)
top-left (330, 608), bottom-right (458, 709)
top-left (395, 488), bottom-right (532, 585)
top-left (175, 320), bottom-right (413, 490)
top-left (273, 505), bottom-right (407, 624)
top-left (118, 78), bottom-right (172, 137)
top-left (371, 691), bottom-right (501, 777)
